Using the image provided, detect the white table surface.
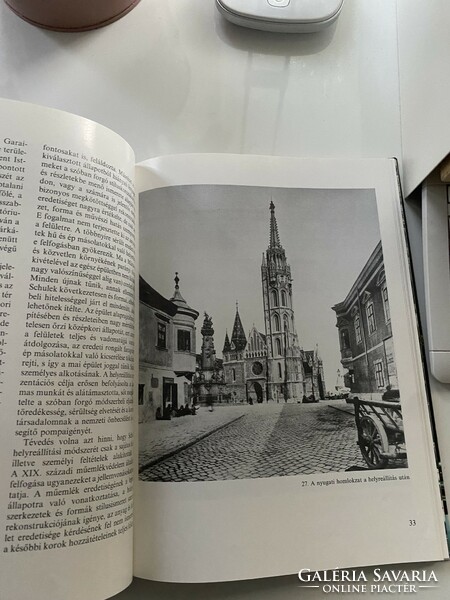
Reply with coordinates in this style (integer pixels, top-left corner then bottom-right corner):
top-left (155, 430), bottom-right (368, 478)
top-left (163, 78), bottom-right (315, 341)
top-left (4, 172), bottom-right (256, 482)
top-left (0, 1), bottom-right (448, 598)
top-left (0, 0), bottom-right (402, 165)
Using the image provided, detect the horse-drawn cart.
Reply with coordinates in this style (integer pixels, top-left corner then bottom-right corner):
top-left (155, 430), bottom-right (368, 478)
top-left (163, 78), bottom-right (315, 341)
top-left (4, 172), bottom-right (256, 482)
top-left (350, 398), bottom-right (407, 469)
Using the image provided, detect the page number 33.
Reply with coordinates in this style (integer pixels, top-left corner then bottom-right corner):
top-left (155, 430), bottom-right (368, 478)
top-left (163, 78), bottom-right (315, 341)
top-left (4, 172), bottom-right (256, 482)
top-left (409, 519), bottom-right (417, 526)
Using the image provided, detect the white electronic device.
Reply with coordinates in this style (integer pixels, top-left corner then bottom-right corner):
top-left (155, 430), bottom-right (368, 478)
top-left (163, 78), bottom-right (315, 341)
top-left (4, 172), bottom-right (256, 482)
top-left (216, 0), bottom-right (344, 33)
top-left (422, 182), bottom-right (450, 383)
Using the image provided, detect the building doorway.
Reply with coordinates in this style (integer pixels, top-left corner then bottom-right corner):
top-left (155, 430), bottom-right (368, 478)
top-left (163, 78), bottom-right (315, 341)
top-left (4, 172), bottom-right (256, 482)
top-left (163, 377), bottom-right (178, 411)
top-left (253, 381), bottom-right (264, 403)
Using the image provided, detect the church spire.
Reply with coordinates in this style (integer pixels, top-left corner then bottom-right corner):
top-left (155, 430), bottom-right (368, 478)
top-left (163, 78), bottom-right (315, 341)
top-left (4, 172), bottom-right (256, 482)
top-left (265, 201), bottom-right (289, 278)
top-left (223, 330), bottom-right (231, 353)
top-left (269, 201), bottom-right (282, 249)
top-left (230, 302), bottom-right (247, 351)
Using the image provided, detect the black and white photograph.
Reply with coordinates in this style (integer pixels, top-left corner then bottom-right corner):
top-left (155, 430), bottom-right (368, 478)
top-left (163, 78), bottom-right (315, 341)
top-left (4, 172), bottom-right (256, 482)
top-left (138, 185), bottom-right (407, 482)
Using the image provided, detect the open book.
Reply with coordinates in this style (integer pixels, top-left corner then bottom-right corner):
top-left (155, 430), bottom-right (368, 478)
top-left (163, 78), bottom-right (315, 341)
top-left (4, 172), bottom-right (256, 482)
top-left (0, 98), bottom-right (448, 600)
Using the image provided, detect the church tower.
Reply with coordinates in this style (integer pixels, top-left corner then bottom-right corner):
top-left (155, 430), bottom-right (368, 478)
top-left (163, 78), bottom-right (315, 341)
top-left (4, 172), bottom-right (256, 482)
top-left (261, 201), bottom-right (305, 401)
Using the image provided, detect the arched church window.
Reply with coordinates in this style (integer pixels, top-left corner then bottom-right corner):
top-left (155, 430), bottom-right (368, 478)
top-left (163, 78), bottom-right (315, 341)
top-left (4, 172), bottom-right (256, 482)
top-left (275, 337), bottom-right (282, 355)
top-left (281, 290), bottom-right (287, 306)
top-left (271, 289), bottom-right (279, 307)
top-left (283, 314), bottom-right (289, 332)
top-left (273, 314), bottom-right (280, 331)
top-left (278, 363), bottom-right (282, 378)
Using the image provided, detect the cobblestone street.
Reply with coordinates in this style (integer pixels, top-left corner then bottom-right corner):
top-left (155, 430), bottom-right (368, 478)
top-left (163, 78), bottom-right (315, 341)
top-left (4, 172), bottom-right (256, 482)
top-left (139, 401), bottom-right (367, 482)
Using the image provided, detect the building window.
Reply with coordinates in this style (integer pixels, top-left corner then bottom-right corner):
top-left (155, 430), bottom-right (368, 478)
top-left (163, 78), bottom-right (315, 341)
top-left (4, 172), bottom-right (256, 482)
top-left (232, 368), bottom-right (236, 382)
top-left (281, 290), bottom-right (287, 306)
top-left (374, 360), bottom-right (385, 388)
top-left (273, 313), bottom-right (280, 331)
top-left (271, 289), bottom-right (279, 307)
top-left (366, 302), bottom-right (376, 334)
top-left (157, 322), bottom-right (167, 348)
top-left (252, 361), bottom-right (263, 376)
top-left (278, 362), bottom-right (283, 378)
top-left (382, 285), bottom-right (390, 323)
top-left (275, 337), bottom-right (282, 355)
top-left (177, 329), bottom-right (191, 352)
top-left (283, 314), bottom-right (289, 332)
top-left (340, 328), bottom-right (350, 350)
top-left (354, 314), bottom-right (362, 344)
top-left (138, 384), bottom-right (145, 405)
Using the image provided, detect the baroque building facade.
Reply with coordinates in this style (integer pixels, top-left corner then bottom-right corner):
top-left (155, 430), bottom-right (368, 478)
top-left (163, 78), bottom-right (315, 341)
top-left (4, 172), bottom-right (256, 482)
top-left (222, 202), bottom-right (325, 403)
top-left (138, 273), bottom-right (199, 421)
top-left (332, 241), bottom-right (398, 401)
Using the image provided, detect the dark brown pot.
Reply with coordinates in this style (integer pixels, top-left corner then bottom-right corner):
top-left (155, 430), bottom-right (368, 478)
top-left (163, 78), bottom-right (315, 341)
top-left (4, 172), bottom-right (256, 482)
top-left (4, 0), bottom-right (141, 32)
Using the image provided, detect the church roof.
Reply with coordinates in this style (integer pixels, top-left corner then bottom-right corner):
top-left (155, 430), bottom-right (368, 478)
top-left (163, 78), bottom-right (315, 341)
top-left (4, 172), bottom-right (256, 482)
top-left (223, 331), bottom-right (231, 353)
top-left (231, 303), bottom-right (247, 351)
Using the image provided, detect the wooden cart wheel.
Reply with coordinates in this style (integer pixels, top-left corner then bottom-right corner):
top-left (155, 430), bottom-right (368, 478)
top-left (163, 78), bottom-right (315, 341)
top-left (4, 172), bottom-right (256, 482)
top-left (358, 416), bottom-right (389, 469)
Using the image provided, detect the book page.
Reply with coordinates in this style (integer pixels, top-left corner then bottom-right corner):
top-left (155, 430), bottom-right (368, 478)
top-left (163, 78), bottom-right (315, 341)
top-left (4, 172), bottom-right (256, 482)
top-left (133, 154), bottom-right (448, 583)
top-left (0, 99), bottom-right (136, 600)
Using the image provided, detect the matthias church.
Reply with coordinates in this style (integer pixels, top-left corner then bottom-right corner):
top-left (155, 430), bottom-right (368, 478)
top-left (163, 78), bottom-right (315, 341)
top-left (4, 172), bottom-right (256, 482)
top-left (193, 202), bottom-right (325, 404)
